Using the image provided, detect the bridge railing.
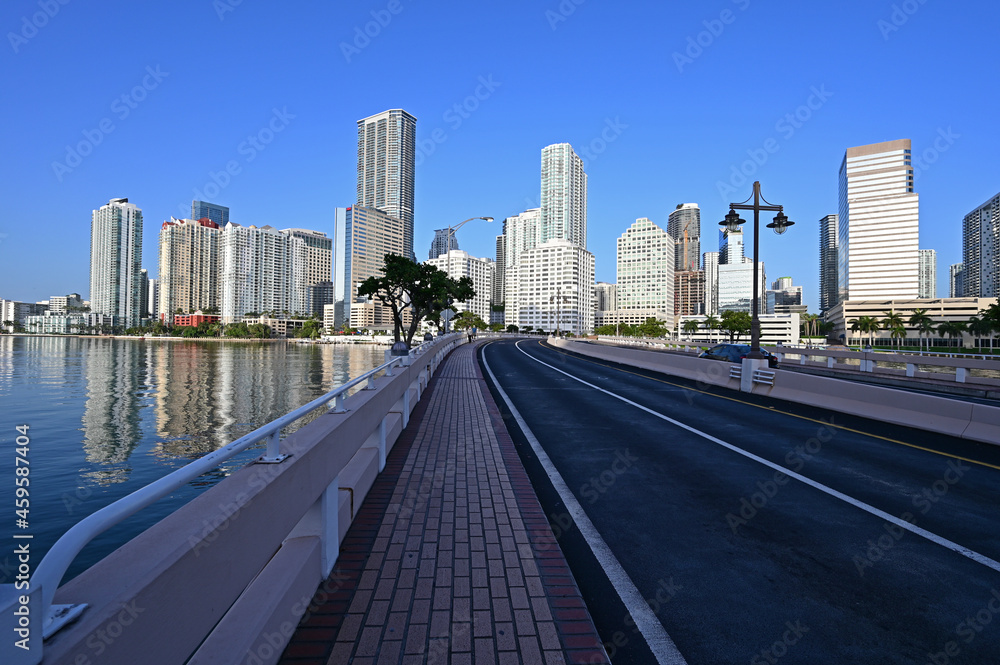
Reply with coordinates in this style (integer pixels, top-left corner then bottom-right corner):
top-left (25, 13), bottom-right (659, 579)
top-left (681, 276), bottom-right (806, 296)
top-left (1, 333), bottom-right (463, 665)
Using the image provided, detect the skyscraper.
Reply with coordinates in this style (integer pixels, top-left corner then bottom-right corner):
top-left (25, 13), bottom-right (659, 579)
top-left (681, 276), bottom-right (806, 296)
top-left (220, 224), bottom-right (308, 323)
top-left (819, 214), bottom-right (839, 314)
top-left (357, 109), bottom-right (416, 260)
top-left (333, 206), bottom-right (409, 331)
top-left (502, 209), bottom-right (541, 329)
top-left (540, 143), bottom-right (587, 248)
top-left (139, 268), bottom-right (150, 318)
top-left (90, 198), bottom-right (143, 328)
top-left (949, 263), bottom-right (965, 298)
top-left (429, 228), bottom-right (460, 260)
top-left (158, 217), bottom-right (222, 324)
top-left (191, 200), bottom-right (230, 226)
top-left (668, 203), bottom-right (701, 272)
top-left (962, 191), bottom-right (1000, 298)
top-left (719, 262), bottom-right (766, 314)
top-left (838, 139), bottom-right (920, 302)
top-left (617, 218), bottom-right (675, 327)
top-left (719, 228), bottom-right (744, 265)
top-left (594, 282), bottom-right (618, 311)
top-left (493, 235), bottom-right (505, 322)
top-left (703, 251), bottom-right (719, 315)
top-left (918, 249), bottom-right (937, 299)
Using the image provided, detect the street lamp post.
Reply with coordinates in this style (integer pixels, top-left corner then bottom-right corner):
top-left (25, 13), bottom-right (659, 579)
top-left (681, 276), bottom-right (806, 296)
top-left (550, 287), bottom-right (570, 337)
top-left (720, 181), bottom-right (794, 359)
top-left (441, 216), bottom-right (493, 334)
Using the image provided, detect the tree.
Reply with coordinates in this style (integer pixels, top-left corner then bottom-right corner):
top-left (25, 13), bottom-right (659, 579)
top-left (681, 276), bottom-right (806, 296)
top-left (637, 317), bottom-right (667, 338)
top-left (702, 315), bottom-right (721, 339)
top-left (452, 310), bottom-right (486, 331)
top-left (488, 323), bottom-right (504, 333)
top-left (357, 254), bottom-right (474, 348)
top-left (506, 324), bottom-right (519, 334)
top-left (908, 308), bottom-right (934, 352)
top-left (856, 316), bottom-right (881, 347)
top-left (967, 315), bottom-right (993, 353)
top-left (882, 311), bottom-right (905, 350)
top-left (937, 320), bottom-right (966, 349)
top-left (682, 319), bottom-right (700, 340)
top-left (890, 325), bottom-right (907, 348)
top-left (719, 311), bottom-right (751, 342)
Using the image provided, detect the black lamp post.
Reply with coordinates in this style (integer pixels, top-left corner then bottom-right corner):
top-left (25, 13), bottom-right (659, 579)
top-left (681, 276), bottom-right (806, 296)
top-left (719, 181), bottom-right (793, 359)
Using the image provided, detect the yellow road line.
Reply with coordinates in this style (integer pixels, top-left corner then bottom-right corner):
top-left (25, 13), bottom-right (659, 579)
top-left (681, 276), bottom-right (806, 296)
top-left (533, 340), bottom-right (1000, 472)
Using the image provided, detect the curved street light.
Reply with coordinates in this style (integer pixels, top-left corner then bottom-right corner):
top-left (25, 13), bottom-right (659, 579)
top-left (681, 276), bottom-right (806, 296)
top-left (719, 181), bottom-right (793, 359)
top-left (441, 216), bottom-right (493, 333)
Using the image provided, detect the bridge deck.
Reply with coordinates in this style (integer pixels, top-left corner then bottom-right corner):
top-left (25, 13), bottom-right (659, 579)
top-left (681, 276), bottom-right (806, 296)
top-left (279, 341), bottom-right (608, 665)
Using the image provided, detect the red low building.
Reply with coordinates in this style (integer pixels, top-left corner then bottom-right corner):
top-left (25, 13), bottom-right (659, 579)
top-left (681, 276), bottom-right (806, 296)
top-left (173, 313), bottom-right (220, 327)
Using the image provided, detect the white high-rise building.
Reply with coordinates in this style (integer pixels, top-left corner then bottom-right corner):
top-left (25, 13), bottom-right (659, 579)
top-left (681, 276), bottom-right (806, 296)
top-left (502, 209), bottom-right (541, 329)
top-left (281, 228), bottom-right (332, 287)
top-left (90, 198), bottom-right (143, 328)
top-left (595, 282), bottom-right (618, 311)
top-left (220, 224), bottom-right (308, 323)
top-left (516, 239), bottom-right (594, 335)
top-left (949, 263), bottom-right (965, 298)
top-left (426, 250), bottom-right (495, 325)
top-left (918, 249), bottom-right (937, 299)
top-left (158, 217), bottom-right (222, 324)
top-left (616, 218), bottom-right (675, 330)
top-left (357, 109), bottom-right (417, 260)
top-left (719, 228), bottom-right (744, 265)
top-left (429, 229), bottom-right (460, 260)
top-left (540, 144), bottom-right (587, 248)
top-left (148, 279), bottom-right (159, 322)
top-left (838, 139), bottom-right (920, 302)
top-left (819, 213), bottom-right (839, 314)
top-left (703, 251), bottom-right (719, 315)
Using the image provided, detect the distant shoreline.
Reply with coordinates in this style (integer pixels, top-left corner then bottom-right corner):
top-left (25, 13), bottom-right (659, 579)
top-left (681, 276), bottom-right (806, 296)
top-left (2, 333), bottom-right (395, 345)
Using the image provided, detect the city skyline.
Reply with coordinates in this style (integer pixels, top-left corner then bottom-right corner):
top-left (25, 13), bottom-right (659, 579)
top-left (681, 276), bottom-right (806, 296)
top-left (2, 1), bottom-right (996, 312)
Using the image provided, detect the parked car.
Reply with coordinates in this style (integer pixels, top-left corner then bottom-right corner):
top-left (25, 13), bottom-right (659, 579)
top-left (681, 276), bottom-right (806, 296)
top-left (699, 343), bottom-right (778, 368)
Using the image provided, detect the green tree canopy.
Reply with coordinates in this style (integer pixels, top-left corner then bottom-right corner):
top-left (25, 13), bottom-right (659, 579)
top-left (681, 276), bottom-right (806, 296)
top-left (357, 254), bottom-right (475, 347)
top-left (719, 311), bottom-right (751, 342)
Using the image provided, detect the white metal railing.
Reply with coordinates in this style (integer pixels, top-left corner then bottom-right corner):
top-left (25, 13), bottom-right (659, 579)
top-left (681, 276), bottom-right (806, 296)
top-left (26, 335), bottom-right (449, 640)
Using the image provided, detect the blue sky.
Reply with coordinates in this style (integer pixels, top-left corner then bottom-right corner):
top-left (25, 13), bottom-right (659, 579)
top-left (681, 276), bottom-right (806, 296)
top-left (1, 0), bottom-right (997, 313)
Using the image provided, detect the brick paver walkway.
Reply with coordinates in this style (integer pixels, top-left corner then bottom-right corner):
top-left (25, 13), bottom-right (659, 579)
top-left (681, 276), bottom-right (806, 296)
top-left (279, 342), bottom-right (609, 665)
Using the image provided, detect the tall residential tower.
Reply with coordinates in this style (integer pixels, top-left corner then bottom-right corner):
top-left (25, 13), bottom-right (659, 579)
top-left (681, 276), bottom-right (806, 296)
top-left (90, 198), bottom-right (143, 328)
top-left (540, 143), bottom-right (587, 248)
top-left (357, 109), bottom-right (417, 260)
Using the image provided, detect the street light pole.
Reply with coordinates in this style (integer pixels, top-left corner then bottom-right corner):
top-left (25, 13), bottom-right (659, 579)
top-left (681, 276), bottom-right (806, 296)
top-left (720, 181), bottom-right (793, 359)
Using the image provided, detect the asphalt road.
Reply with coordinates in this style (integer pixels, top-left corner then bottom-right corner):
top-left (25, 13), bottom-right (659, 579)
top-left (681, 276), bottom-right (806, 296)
top-left (480, 338), bottom-right (1000, 665)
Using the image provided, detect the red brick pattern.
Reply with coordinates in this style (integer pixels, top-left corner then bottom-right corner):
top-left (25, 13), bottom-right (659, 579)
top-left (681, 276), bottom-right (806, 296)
top-left (279, 343), bottom-right (609, 665)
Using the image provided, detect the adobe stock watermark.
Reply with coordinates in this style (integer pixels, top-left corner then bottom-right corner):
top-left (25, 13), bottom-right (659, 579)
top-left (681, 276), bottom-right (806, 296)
top-left (878, 0), bottom-right (929, 40)
top-left (913, 127), bottom-right (959, 182)
top-left (579, 448), bottom-right (638, 504)
top-left (716, 84), bottom-right (834, 202)
top-left (750, 620), bottom-right (810, 665)
top-left (672, 0), bottom-right (751, 73)
top-left (545, 0), bottom-right (586, 31)
top-left (176, 107), bottom-right (294, 217)
top-left (415, 75), bottom-right (502, 167)
top-left (852, 459), bottom-right (969, 577)
top-left (925, 588), bottom-right (1000, 665)
top-left (577, 117), bottom-right (628, 169)
top-left (603, 577), bottom-right (683, 660)
top-left (51, 65), bottom-right (170, 183)
top-left (340, 0), bottom-right (408, 63)
top-left (213, 0), bottom-right (245, 21)
top-left (7, 0), bottom-right (72, 53)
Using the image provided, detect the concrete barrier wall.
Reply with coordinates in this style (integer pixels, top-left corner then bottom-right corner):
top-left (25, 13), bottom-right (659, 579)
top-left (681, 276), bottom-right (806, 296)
top-left (555, 339), bottom-right (1000, 446)
top-left (42, 336), bottom-right (463, 665)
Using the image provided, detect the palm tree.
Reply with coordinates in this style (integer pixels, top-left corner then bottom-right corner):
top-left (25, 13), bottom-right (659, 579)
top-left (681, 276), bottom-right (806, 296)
top-left (858, 316), bottom-right (881, 348)
top-left (882, 311), bottom-right (905, 351)
top-left (682, 319), bottom-right (700, 340)
top-left (848, 318), bottom-right (862, 348)
top-left (937, 321), bottom-right (966, 349)
top-left (890, 325), bottom-right (907, 349)
top-left (908, 309), bottom-right (933, 352)
top-left (967, 315), bottom-right (994, 353)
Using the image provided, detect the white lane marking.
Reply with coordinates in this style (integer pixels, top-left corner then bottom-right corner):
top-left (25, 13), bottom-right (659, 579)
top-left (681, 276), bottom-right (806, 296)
top-left (482, 342), bottom-right (688, 665)
top-left (515, 341), bottom-right (1000, 575)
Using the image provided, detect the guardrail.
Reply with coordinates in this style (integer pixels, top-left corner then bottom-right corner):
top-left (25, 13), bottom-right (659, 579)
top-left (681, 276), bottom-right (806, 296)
top-left (1, 334), bottom-right (464, 665)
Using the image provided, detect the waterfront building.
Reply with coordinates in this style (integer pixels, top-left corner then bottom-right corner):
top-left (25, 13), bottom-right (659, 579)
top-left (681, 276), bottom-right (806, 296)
top-left (192, 200), bottom-right (229, 226)
top-left (91, 198), bottom-right (144, 328)
top-left (515, 239), bottom-right (595, 335)
top-left (220, 224), bottom-right (308, 323)
top-left (949, 263), bottom-right (964, 298)
top-left (48, 293), bottom-right (84, 314)
top-left (502, 209), bottom-right (541, 329)
top-left (426, 250), bottom-right (495, 325)
top-left (838, 139), bottom-right (920, 302)
top-left (918, 249), bottom-right (937, 299)
top-left (703, 251), bottom-right (719, 315)
top-left (308, 282), bottom-right (335, 318)
top-left (357, 109), bottom-right (416, 260)
top-left (139, 270), bottom-right (150, 318)
top-left (282, 228), bottom-right (333, 314)
top-left (0, 299), bottom-right (47, 331)
top-left (148, 279), bottom-right (159, 321)
top-left (594, 282), bottom-right (618, 312)
top-left (962, 191), bottom-right (1000, 297)
top-left (172, 313), bottom-right (220, 328)
top-left (826, 297), bottom-right (994, 346)
top-left (158, 217), bottom-right (222, 325)
top-left (819, 214), bottom-right (839, 314)
top-left (668, 203), bottom-right (701, 272)
top-left (333, 206), bottom-right (409, 331)
top-left (718, 262), bottom-right (766, 314)
top-left (614, 218), bottom-right (675, 331)
top-left (429, 229), bottom-right (460, 260)
top-left (540, 143), bottom-right (587, 248)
